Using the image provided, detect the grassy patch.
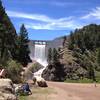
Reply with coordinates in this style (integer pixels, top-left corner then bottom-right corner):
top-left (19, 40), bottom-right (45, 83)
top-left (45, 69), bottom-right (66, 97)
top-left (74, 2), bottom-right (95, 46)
top-left (65, 72), bottom-right (100, 84)
top-left (19, 86), bottom-right (57, 100)
top-left (95, 71), bottom-right (100, 83)
top-left (32, 87), bottom-right (53, 94)
top-left (19, 95), bottom-right (27, 100)
top-left (65, 78), bottom-right (94, 83)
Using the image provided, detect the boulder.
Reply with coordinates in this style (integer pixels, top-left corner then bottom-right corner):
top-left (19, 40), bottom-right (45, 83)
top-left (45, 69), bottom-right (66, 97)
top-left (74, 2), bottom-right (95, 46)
top-left (42, 62), bottom-right (66, 81)
top-left (23, 62), bottom-right (43, 80)
top-left (32, 77), bottom-right (37, 85)
top-left (33, 76), bottom-right (48, 87)
top-left (0, 79), bottom-right (17, 100)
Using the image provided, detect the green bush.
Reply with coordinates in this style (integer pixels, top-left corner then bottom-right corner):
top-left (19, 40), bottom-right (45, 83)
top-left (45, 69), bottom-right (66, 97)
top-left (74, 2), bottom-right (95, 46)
top-left (23, 62), bottom-right (42, 81)
top-left (29, 63), bottom-right (42, 73)
top-left (6, 59), bottom-right (23, 83)
top-left (95, 71), bottom-right (100, 83)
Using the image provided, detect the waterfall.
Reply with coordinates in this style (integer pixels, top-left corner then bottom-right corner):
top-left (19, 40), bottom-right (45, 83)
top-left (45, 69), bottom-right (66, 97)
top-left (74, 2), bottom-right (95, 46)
top-left (33, 42), bottom-right (48, 77)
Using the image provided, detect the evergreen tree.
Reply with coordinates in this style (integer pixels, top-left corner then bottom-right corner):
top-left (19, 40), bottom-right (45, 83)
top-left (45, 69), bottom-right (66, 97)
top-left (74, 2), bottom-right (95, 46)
top-left (97, 48), bottom-right (100, 66)
top-left (0, 0), bottom-right (17, 65)
top-left (68, 31), bottom-right (75, 50)
top-left (17, 24), bottom-right (31, 66)
top-left (62, 36), bottom-right (67, 47)
top-left (68, 24), bottom-right (100, 51)
top-left (47, 48), bottom-right (52, 64)
top-left (0, 0), bottom-right (5, 19)
top-left (88, 66), bottom-right (96, 81)
top-left (52, 48), bottom-right (59, 63)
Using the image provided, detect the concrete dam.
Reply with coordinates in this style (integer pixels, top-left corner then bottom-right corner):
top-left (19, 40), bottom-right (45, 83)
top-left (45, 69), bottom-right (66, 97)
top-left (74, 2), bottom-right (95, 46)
top-left (28, 38), bottom-right (63, 76)
top-left (29, 40), bottom-right (48, 67)
top-left (29, 37), bottom-right (64, 66)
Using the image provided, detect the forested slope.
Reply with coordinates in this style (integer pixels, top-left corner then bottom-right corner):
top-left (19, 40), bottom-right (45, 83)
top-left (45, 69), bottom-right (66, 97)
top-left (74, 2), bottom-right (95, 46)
top-left (63, 24), bottom-right (100, 82)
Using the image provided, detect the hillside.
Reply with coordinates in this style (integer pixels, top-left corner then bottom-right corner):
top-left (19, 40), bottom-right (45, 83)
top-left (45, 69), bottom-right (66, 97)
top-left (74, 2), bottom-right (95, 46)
top-left (63, 24), bottom-right (100, 81)
top-left (0, 0), bottom-right (31, 83)
top-left (42, 24), bottom-right (100, 82)
top-left (47, 37), bottom-right (64, 49)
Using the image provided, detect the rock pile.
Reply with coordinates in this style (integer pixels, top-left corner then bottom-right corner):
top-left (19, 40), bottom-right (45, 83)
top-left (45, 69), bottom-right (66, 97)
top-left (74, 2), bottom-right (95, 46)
top-left (0, 79), bottom-right (17, 100)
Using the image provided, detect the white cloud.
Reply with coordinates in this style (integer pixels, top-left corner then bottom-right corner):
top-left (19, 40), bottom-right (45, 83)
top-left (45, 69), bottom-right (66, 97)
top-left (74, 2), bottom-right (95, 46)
top-left (25, 17), bottom-right (81, 30)
top-left (81, 7), bottom-right (100, 19)
top-left (7, 11), bottom-right (54, 22)
top-left (25, 20), bottom-right (82, 30)
top-left (7, 11), bottom-right (74, 22)
top-left (7, 10), bottom-right (82, 30)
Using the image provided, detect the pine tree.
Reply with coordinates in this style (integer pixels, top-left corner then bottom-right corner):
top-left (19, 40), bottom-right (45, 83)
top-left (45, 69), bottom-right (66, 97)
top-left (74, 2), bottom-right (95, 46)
top-left (47, 48), bottom-right (52, 64)
top-left (0, 0), bottom-right (17, 65)
top-left (62, 36), bottom-right (67, 47)
top-left (97, 48), bottom-right (100, 66)
top-left (0, 0), bottom-right (5, 19)
top-left (52, 48), bottom-right (59, 63)
top-left (88, 66), bottom-right (96, 81)
top-left (17, 24), bottom-right (31, 66)
top-left (68, 31), bottom-right (75, 50)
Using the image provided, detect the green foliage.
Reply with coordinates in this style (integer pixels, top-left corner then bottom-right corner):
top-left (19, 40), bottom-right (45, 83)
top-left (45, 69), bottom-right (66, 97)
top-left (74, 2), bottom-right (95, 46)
top-left (68, 31), bottom-right (75, 50)
top-left (47, 48), bottom-right (60, 64)
top-left (23, 62), bottom-right (43, 81)
top-left (97, 48), bottom-right (100, 66)
top-left (95, 71), bottom-right (100, 82)
top-left (28, 63), bottom-right (42, 73)
top-left (65, 78), bottom-right (93, 83)
top-left (64, 24), bottom-right (100, 81)
top-left (47, 48), bottom-right (52, 63)
top-left (69, 24), bottom-right (100, 51)
top-left (72, 48), bottom-right (97, 81)
top-left (6, 59), bottom-right (22, 83)
top-left (19, 95), bottom-right (27, 100)
top-left (53, 62), bottom-right (66, 81)
top-left (44, 48), bottom-right (66, 81)
top-left (0, 0), bottom-right (17, 65)
top-left (52, 48), bottom-right (59, 63)
top-left (42, 62), bottom-right (66, 81)
top-left (16, 24), bottom-right (31, 66)
top-left (0, 1), bottom-right (32, 84)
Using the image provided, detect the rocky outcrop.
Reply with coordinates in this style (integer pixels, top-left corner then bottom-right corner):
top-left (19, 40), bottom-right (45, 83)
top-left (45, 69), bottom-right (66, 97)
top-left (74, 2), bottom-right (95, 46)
top-left (42, 61), bottom-right (88, 81)
top-left (22, 61), bottom-right (43, 80)
top-left (42, 62), bottom-right (66, 81)
top-left (0, 79), bottom-right (17, 100)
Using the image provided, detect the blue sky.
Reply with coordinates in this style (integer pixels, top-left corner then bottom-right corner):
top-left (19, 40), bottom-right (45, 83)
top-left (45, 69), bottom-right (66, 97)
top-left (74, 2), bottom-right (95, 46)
top-left (2, 0), bottom-right (100, 40)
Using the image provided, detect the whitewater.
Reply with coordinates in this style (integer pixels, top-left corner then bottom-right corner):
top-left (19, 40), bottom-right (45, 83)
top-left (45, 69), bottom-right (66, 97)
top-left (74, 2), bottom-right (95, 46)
top-left (32, 43), bottom-right (48, 77)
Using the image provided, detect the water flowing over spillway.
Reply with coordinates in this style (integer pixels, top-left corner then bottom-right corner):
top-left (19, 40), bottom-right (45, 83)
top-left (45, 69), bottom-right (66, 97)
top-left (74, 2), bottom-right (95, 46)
top-left (33, 43), bottom-right (48, 77)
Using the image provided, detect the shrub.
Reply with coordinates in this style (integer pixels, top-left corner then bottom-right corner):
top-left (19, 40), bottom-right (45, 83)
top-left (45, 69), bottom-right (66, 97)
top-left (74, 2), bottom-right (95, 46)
top-left (6, 59), bottom-right (23, 83)
top-left (23, 62), bottom-right (42, 80)
top-left (29, 63), bottom-right (42, 73)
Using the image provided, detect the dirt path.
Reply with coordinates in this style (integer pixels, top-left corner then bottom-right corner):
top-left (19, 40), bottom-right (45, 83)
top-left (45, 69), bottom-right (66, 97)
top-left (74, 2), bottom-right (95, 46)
top-left (25, 81), bottom-right (100, 100)
top-left (47, 82), bottom-right (100, 100)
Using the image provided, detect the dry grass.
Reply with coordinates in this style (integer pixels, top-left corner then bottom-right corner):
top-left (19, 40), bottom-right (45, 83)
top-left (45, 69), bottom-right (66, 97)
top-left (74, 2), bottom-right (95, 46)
top-left (19, 86), bottom-right (57, 100)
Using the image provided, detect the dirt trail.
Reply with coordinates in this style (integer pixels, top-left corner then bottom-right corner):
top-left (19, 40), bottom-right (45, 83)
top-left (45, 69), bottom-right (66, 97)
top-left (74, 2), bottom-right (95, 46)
top-left (26, 81), bottom-right (100, 100)
top-left (47, 82), bottom-right (100, 100)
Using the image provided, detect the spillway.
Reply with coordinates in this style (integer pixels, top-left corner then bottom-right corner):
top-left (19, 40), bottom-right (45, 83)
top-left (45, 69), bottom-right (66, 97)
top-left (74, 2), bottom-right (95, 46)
top-left (33, 42), bottom-right (48, 77)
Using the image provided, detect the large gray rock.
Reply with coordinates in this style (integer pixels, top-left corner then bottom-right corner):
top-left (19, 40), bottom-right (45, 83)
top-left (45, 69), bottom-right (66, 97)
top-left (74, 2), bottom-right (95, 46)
top-left (0, 79), bottom-right (17, 100)
top-left (42, 62), bottom-right (66, 81)
top-left (33, 76), bottom-right (48, 87)
top-left (23, 62), bottom-right (43, 80)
